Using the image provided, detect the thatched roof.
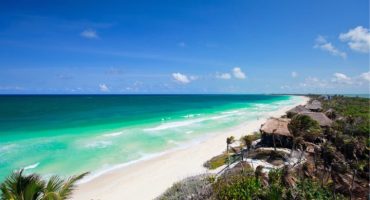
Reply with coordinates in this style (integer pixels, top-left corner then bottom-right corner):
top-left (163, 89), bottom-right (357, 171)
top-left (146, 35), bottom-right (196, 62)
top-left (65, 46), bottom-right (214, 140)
top-left (260, 118), bottom-right (291, 137)
top-left (287, 105), bottom-right (310, 115)
top-left (305, 100), bottom-right (322, 111)
top-left (300, 112), bottom-right (333, 127)
top-left (324, 108), bottom-right (336, 116)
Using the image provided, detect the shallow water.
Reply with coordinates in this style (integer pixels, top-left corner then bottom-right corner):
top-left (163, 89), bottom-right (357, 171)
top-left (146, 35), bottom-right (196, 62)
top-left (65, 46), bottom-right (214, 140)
top-left (0, 94), bottom-right (303, 181)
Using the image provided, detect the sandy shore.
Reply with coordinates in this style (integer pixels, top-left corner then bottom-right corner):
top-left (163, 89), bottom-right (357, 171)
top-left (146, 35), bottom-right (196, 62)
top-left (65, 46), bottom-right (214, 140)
top-left (73, 96), bottom-right (309, 200)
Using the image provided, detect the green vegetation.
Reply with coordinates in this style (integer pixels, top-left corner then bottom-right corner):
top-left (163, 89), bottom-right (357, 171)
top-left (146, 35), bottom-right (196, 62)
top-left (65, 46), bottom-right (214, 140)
top-left (213, 174), bottom-right (262, 200)
top-left (240, 132), bottom-right (261, 147)
top-left (162, 95), bottom-right (369, 199)
top-left (204, 132), bottom-right (261, 170)
top-left (157, 174), bottom-right (214, 200)
top-left (213, 167), bottom-right (347, 200)
top-left (305, 95), bottom-right (369, 198)
top-left (0, 170), bottom-right (87, 200)
top-left (321, 95), bottom-right (369, 137)
top-left (161, 166), bottom-right (344, 200)
top-left (288, 114), bottom-right (322, 143)
top-left (203, 153), bottom-right (229, 170)
top-left (226, 136), bottom-right (235, 168)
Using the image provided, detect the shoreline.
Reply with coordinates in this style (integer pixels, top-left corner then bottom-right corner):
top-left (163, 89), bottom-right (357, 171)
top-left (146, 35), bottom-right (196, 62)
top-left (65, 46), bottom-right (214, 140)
top-left (73, 96), bottom-right (309, 200)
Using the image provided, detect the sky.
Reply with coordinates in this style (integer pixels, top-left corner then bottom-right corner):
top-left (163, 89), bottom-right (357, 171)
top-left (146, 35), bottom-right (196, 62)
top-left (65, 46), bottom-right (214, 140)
top-left (0, 0), bottom-right (369, 94)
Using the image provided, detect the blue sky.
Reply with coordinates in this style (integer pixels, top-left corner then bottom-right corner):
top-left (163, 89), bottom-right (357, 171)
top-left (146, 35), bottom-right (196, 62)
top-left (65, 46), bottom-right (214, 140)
top-left (0, 0), bottom-right (369, 94)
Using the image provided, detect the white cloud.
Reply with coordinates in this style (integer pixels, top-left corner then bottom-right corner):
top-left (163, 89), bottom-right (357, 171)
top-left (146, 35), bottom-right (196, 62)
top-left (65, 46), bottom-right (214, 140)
top-left (300, 77), bottom-right (329, 88)
top-left (0, 85), bottom-right (23, 90)
top-left (291, 71), bottom-right (298, 78)
top-left (232, 67), bottom-right (246, 79)
top-left (360, 71), bottom-right (370, 81)
top-left (216, 73), bottom-right (232, 80)
top-left (291, 71), bottom-right (370, 92)
top-left (81, 29), bottom-right (98, 39)
top-left (189, 75), bottom-right (198, 81)
top-left (172, 73), bottom-right (190, 84)
top-left (314, 35), bottom-right (347, 58)
top-left (280, 85), bottom-right (291, 89)
top-left (99, 84), bottom-right (109, 92)
top-left (332, 73), bottom-right (352, 84)
top-left (339, 26), bottom-right (370, 53)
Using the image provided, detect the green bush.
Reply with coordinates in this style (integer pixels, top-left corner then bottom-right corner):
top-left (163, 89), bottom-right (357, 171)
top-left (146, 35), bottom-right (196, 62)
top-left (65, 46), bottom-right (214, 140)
top-left (157, 174), bottom-right (213, 200)
top-left (213, 174), bottom-right (262, 200)
top-left (241, 132), bottom-right (261, 147)
top-left (293, 179), bottom-right (338, 200)
top-left (203, 153), bottom-right (229, 170)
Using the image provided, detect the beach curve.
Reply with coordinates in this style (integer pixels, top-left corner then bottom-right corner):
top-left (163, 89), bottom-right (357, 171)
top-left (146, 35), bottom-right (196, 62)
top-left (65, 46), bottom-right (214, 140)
top-left (72, 96), bottom-right (309, 200)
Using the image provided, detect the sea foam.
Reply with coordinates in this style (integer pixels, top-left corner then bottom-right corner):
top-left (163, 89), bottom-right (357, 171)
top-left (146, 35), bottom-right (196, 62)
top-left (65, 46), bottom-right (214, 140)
top-left (103, 131), bottom-right (124, 137)
top-left (24, 162), bottom-right (40, 170)
top-left (85, 141), bottom-right (113, 149)
top-left (144, 114), bottom-right (232, 132)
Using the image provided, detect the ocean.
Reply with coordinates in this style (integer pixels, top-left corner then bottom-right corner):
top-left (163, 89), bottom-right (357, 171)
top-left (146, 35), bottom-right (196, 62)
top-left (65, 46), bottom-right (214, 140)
top-left (0, 94), bottom-right (303, 182)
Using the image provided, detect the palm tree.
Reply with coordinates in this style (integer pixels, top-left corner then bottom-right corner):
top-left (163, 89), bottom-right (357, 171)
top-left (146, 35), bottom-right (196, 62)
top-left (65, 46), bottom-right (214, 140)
top-left (293, 137), bottom-right (306, 178)
top-left (226, 136), bottom-right (235, 168)
top-left (241, 135), bottom-right (254, 169)
top-left (0, 169), bottom-right (88, 200)
top-left (331, 160), bottom-right (347, 200)
top-left (255, 165), bottom-right (264, 180)
top-left (282, 165), bottom-right (296, 189)
top-left (288, 115), bottom-right (321, 158)
top-left (346, 115), bottom-right (355, 137)
top-left (0, 170), bottom-right (44, 200)
top-left (313, 146), bottom-right (321, 175)
top-left (320, 142), bottom-right (336, 187)
top-left (348, 138), bottom-right (364, 200)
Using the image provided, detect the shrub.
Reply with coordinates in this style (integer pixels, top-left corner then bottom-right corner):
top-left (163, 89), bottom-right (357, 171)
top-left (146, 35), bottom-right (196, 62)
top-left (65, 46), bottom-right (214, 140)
top-left (241, 132), bottom-right (261, 147)
top-left (203, 153), bottom-right (229, 170)
top-left (212, 174), bottom-right (262, 200)
top-left (293, 179), bottom-right (336, 200)
top-left (157, 174), bottom-right (213, 200)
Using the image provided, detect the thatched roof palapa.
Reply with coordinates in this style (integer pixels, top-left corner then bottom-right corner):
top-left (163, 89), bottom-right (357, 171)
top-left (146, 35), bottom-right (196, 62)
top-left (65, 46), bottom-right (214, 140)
top-left (287, 105), bottom-right (310, 115)
top-left (305, 100), bottom-right (322, 111)
top-left (300, 112), bottom-right (333, 127)
top-left (260, 117), bottom-right (291, 137)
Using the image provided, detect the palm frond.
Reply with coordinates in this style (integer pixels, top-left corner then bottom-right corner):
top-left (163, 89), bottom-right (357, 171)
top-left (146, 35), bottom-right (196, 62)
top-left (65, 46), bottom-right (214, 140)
top-left (58, 172), bottom-right (88, 199)
top-left (45, 176), bottom-right (64, 194)
top-left (0, 169), bottom-right (44, 200)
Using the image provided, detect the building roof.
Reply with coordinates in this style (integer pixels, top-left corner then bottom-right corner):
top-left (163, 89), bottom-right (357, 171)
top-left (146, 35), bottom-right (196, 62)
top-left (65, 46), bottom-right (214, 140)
top-left (260, 117), bottom-right (292, 137)
top-left (305, 100), bottom-right (322, 111)
top-left (287, 105), bottom-right (310, 115)
top-left (300, 112), bottom-right (333, 127)
top-left (325, 108), bottom-right (335, 114)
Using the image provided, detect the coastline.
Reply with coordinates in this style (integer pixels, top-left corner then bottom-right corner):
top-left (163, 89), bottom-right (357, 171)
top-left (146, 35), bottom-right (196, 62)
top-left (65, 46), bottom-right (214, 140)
top-left (72, 96), bottom-right (309, 200)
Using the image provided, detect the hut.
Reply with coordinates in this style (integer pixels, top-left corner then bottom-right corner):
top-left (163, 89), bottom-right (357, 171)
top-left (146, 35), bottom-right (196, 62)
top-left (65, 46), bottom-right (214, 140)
top-left (324, 108), bottom-right (337, 120)
top-left (305, 100), bottom-right (322, 112)
top-left (260, 118), bottom-right (292, 148)
top-left (300, 112), bottom-right (333, 127)
top-left (286, 105), bottom-right (310, 118)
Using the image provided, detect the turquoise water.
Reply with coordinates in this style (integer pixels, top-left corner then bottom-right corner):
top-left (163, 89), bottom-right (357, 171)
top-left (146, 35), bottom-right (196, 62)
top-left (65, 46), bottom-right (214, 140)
top-left (0, 95), bottom-right (302, 182)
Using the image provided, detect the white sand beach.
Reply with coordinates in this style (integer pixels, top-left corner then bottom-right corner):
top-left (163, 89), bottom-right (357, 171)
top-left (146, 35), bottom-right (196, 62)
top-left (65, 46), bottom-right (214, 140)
top-left (73, 96), bottom-right (309, 200)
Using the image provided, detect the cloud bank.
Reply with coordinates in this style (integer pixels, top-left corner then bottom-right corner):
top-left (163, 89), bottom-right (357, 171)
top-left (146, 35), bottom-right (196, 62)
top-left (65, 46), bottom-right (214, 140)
top-left (172, 73), bottom-right (190, 84)
top-left (339, 26), bottom-right (370, 53)
top-left (99, 83), bottom-right (109, 92)
top-left (314, 35), bottom-right (346, 58)
top-left (81, 29), bottom-right (99, 39)
top-left (232, 67), bottom-right (246, 79)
